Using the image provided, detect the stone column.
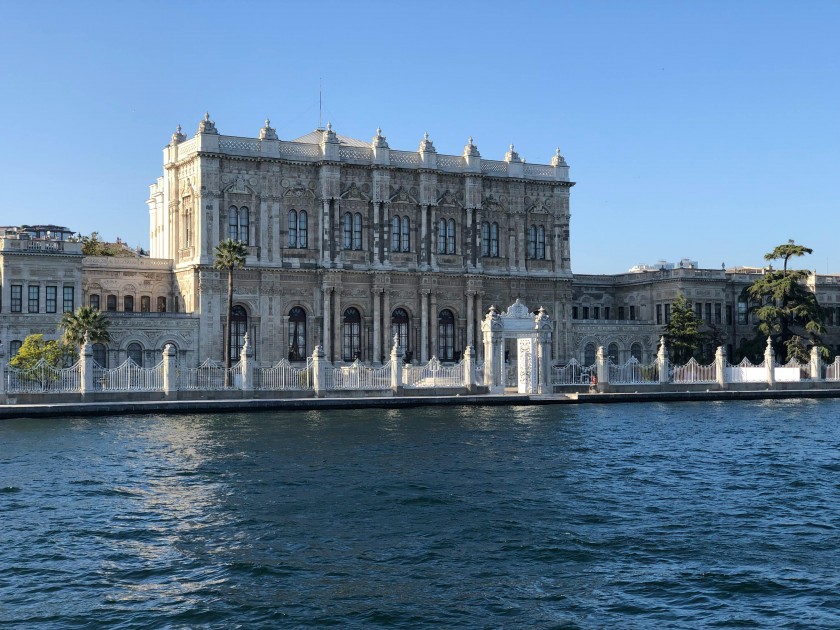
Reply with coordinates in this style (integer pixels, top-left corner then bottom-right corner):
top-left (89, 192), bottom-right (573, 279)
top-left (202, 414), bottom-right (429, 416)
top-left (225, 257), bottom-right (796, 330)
top-left (430, 205), bottom-right (438, 269)
top-left (240, 333), bottom-right (253, 391)
top-left (810, 345), bottom-right (822, 380)
top-left (390, 333), bottom-right (404, 393)
top-left (596, 345), bottom-right (608, 390)
top-left (312, 344), bottom-right (326, 397)
top-left (323, 287), bottom-right (332, 361)
top-left (464, 344), bottom-right (476, 392)
top-left (320, 199), bottom-right (330, 265)
top-left (657, 336), bottom-right (669, 384)
top-left (765, 337), bottom-right (776, 387)
top-left (715, 345), bottom-right (727, 389)
top-left (80, 334), bottom-right (93, 395)
top-left (383, 203), bottom-right (391, 267)
top-left (372, 201), bottom-right (381, 266)
top-left (0, 339), bottom-right (6, 399)
top-left (333, 199), bottom-right (342, 265)
top-left (420, 204), bottom-right (428, 269)
top-left (420, 290), bottom-right (429, 362)
top-left (372, 289), bottom-right (382, 365)
top-left (163, 344), bottom-right (177, 396)
top-left (430, 292), bottom-right (438, 357)
top-left (382, 290), bottom-right (391, 362)
top-left (466, 291), bottom-right (475, 351)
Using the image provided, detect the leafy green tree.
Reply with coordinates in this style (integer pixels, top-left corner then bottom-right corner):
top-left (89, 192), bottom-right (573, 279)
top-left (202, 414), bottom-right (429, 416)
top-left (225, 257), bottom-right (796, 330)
top-left (10, 334), bottom-right (77, 371)
top-left (662, 293), bottom-right (704, 364)
top-left (80, 232), bottom-right (113, 256)
top-left (213, 238), bottom-right (248, 383)
top-left (59, 306), bottom-right (111, 346)
top-left (739, 241), bottom-right (826, 363)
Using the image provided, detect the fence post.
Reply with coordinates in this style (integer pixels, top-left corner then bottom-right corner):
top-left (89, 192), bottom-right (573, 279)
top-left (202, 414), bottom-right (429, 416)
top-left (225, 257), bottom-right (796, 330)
top-left (390, 334), bottom-right (404, 393)
top-left (809, 345), bottom-right (822, 380)
top-left (715, 346), bottom-right (727, 388)
top-left (312, 344), bottom-right (326, 397)
top-left (240, 333), bottom-right (253, 392)
top-left (80, 333), bottom-right (94, 395)
top-left (163, 344), bottom-right (177, 396)
top-left (657, 336), bottom-right (669, 384)
top-left (596, 346), bottom-right (607, 391)
top-left (765, 336), bottom-right (776, 387)
top-left (463, 345), bottom-right (476, 392)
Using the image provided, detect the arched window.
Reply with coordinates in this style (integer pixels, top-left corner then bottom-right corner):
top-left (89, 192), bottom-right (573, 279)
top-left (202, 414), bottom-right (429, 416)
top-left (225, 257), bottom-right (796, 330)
top-left (481, 222), bottom-right (490, 257)
top-left (92, 343), bottom-right (107, 367)
top-left (298, 210), bottom-right (308, 248)
top-left (608, 343), bottom-right (620, 363)
top-left (391, 308), bottom-right (410, 354)
top-left (528, 225), bottom-right (537, 259)
top-left (437, 218), bottom-right (447, 254)
top-left (127, 342), bottom-right (143, 367)
top-left (491, 222), bottom-right (499, 257)
top-left (157, 297), bottom-right (167, 313)
top-left (537, 225), bottom-right (546, 259)
top-left (228, 206), bottom-right (239, 241)
top-left (106, 294), bottom-right (117, 311)
top-left (630, 343), bottom-right (643, 361)
top-left (288, 306), bottom-right (306, 361)
top-left (9, 340), bottom-right (22, 358)
top-left (342, 307), bottom-right (361, 361)
top-left (438, 309), bottom-right (455, 361)
top-left (124, 295), bottom-right (134, 312)
top-left (239, 207), bottom-right (249, 244)
top-left (228, 305), bottom-right (248, 360)
top-left (343, 212), bottom-right (353, 249)
top-left (140, 296), bottom-right (151, 313)
top-left (447, 218), bottom-right (456, 254)
top-left (584, 343), bottom-right (597, 366)
top-left (391, 215), bottom-right (401, 252)
top-left (288, 209), bottom-right (298, 247)
top-left (89, 294), bottom-right (100, 310)
top-left (353, 213), bottom-right (362, 250)
top-left (401, 215), bottom-right (410, 252)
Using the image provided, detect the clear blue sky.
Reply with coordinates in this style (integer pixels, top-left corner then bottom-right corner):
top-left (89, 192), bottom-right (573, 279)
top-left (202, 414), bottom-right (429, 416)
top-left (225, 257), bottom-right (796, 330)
top-left (1, 1), bottom-right (837, 274)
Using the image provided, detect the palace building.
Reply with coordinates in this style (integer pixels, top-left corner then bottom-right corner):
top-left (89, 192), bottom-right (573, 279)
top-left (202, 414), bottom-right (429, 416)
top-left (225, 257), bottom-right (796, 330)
top-left (3, 114), bottom-right (840, 367)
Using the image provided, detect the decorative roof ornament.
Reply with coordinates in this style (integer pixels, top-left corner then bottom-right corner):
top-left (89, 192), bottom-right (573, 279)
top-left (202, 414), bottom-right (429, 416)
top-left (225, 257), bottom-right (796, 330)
top-left (418, 131), bottom-right (436, 153)
top-left (259, 118), bottom-right (278, 140)
top-left (463, 136), bottom-right (480, 157)
top-left (551, 147), bottom-right (568, 167)
top-left (372, 127), bottom-right (389, 148)
top-left (171, 124), bottom-right (186, 144)
top-left (504, 144), bottom-right (521, 163)
top-left (322, 121), bottom-right (338, 143)
top-left (197, 112), bottom-right (218, 135)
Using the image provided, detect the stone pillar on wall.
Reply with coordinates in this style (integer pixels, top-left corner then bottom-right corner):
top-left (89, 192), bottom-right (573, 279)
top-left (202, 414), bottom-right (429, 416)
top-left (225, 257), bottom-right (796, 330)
top-left (420, 204), bottom-right (429, 270)
top-left (430, 292), bottom-right (438, 358)
top-left (80, 333), bottom-right (94, 396)
top-left (810, 345), bottom-right (822, 380)
top-left (390, 333), bottom-right (403, 392)
top-left (463, 345), bottom-right (476, 392)
top-left (420, 290), bottom-right (429, 363)
top-left (657, 336), bottom-right (669, 383)
top-left (320, 199), bottom-right (330, 265)
top-left (715, 345), bottom-right (727, 388)
top-left (372, 288), bottom-right (382, 365)
top-left (323, 287), bottom-right (332, 362)
top-left (372, 201), bottom-right (381, 266)
top-left (765, 337), bottom-right (776, 387)
top-left (429, 205), bottom-right (437, 270)
top-left (240, 333), bottom-right (253, 391)
top-left (535, 306), bottom-right (553, 394)
top-left (596, 345), bottom-right (608, 391)
top-left (163, 344), bottom-right (177, 396)
top-left (481, 305), bottom-right (503, 393)
top-left (382, 291), bottom-right (391, 362)
top-left (312, 344), bottom-right (326, 397)
top-left (382, 202), bottom-right (391, 267)
top-left (0, 339), bottom-right (6, 399)
top-left (466, 291), bottom-right (475, 352)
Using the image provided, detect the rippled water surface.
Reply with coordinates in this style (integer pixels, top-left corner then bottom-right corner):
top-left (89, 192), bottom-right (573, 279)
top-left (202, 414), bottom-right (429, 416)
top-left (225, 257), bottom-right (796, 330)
top-left (3, 399), bottom-right (840, 628)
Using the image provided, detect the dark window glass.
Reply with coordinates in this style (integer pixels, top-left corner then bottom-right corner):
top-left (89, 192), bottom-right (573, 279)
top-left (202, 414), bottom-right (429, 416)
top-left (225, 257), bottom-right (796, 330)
top-left (342, 307), bottom-right (361, 361)
top-left (288, 306), bottom-right (306, 360)
top-left (10, 340), bottom-right (22, 357)
top-left (583, 306), bottom-right (589, 320)
top-left (353, 213), bottom-right (362, 250)
top-left (343, 213), bottom-right (353, 249)
top-left (572, 306), bottom-right (579, 320)
top-left (239, 207), bottom-right (249, 244)
top-left (401, 216), bottom-right (410, 252)
top-left (437, 309), bottom-right (455, 361)
top-left (630, 305), bottom-right (636, 320)
top-left (481, 222), bottom-right (490, 257)
top-left (288, 210), bottom-right (298, 247)
top-left (127, 342), bottom-right (143, 367)
top-left (11, 285), bottom-right (22, 313)
top-left (608, 343), bottom-right (619, 363)
top-left (63, 286), bottom-right (74, 313)
top-left (437, 218), bottom-right (446, 254)
top-left (536, 226), bottom-right (546, 259)
top-left (28, 285), bottom-right (39, 313)
top-left (584, 343), bottom-right (596, 366)
top-left (92, 343), bottom-right (107, 367)
top-left (90, 294), bottom-right (100, 310)
top-left (124, 295), bottom-right (134, 312)
top-left (107, 295), bottom-right (117, 312)
top-left (630, 343), bottom-right (642, 361)
top-left (490, 223), bottom-right (499, 257)
top-left (618, 306), bottom-right (625, 320)
top-left (141, 296), bottom-right (150, 313)
top-left (298, 210), bottom-right (308, 248)
top-left (391, 308), bottom-right (410, 354)
top-left (228, 206), bottom-right (239, 241)
top-left (528, 225), bottom-right (537, 258)
top-left (229, 305), bottom-right (248, 360)
top-left (46, 286), bottom-right (57, 313)
top-left (157, 297), bottom-right (167, 312)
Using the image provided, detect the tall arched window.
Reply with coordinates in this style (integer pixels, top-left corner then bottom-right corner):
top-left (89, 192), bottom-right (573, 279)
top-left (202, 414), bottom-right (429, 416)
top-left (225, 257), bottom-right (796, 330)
top-left (447, 218), bottom-right (456, 254)
top-left (401, 215), bottom-right (410, 252)
top-left (584, 343), bottom-right (596, 366)
top-left (608, 343), bottom-right (619, 363)
top-left (391, 308), bottom-right (410, 354)
top-left (239, 207), bottom-right (249, 244)
top-left (92, 343), bottom-right (107, 367)
top-left (630, 343), bottom-right (643, 361)
top-left (437, 218), bottom-right (447, 254)
top-left (9, 340), bottom-right (22, 358)
top-left (140, 296), bottom-right (151, 313)
top-left (228, 305), bottom-right (248, 361)
top-left (106, 294), bottom-right (117, 311)
top-left (353, 213), bottom-right (362, 250)
top-left (90, 294), bottom-right (100, 310)
top-left (342, 307), bottom-right (361, 361)
top-left (298, 210), bottom-right (308, 248)
top-left (343, 212), bottom-right (353, 249)
top-left (288, 209), bottom-right (298, 247)
top-left (391, 215), bottom-right (401, 251)
top-left (438, 309), bottom-right (455, 361)
top-left (537, 225), bottom-right (546, 259)
top-left (157, 297), bottom-right (167, 312)
top-left (391, 216), bottom-right (410, 252)
top-left (288, 306), bottom-right (306, 360)
top-left (528, 225), bottom-right (537, 259)
top-left (481, 222), bottom-right (490, 257)
top-left (490, 222), bottom-right (499, 257)
top-left (127, 342), bottom-right (143, 367)
top-left (124, 296), bottom-right (134, 312)
top-left (229, 206), bottom-right (239, 241)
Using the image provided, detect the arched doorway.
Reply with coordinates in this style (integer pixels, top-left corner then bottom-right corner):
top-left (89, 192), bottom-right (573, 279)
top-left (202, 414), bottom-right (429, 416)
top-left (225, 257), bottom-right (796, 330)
top-left (342, 307), bottom-right (361, 361)
top-left (288, 306), bottom-right (306, 361)
top-left (228, 305), bottom-right (248, 361)
top-left (127, 342), bottom-right (143, 367)
top-left (438, 309), bottom-right (455, 361)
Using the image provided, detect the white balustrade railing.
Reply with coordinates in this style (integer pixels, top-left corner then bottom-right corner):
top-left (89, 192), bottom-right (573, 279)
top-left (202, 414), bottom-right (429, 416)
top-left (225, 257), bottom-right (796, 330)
top-left (781, 358), bottom-right (810, 380)
top-left (524, 163), bottom-right (555, 178)
top-left (481, 160), bottom-right (508, 175)
top-left (175, 137), bottom-right (198, 156)
top-left (826, 357), bottom-right (840, 381)
top-left (672, 357), bottom-right (716, 384)
top-left (325, 359), bottom-right (391, 390)
top-left (180, 359), bottom-right (241, 390)
top-left (338, 146), bottom-right (373, 161)
top-left (609, 357), bottom-right (659, 384)
top-left (256, 358), bottom-right (313, 390)
top-left (5, 359), bottom-right (82, 393)
top-left (725, 357), bottom-right (765, 383)
top-left (93, 358), bottom-right (164, 391)
top-left (436, 154), bottom-right (464, 171)
top-left (403, 357), bottom-right (465, 388)
top-left (278, 141), bottom-right (322, 160)
top-left (389, 150), bottom-right (421, 167)
top-left (218, 137), bottom-right (260, 154)
top-left (474, 361), bottom-right (484, 386)
top-left (551, 359), bottom-right (596, 385)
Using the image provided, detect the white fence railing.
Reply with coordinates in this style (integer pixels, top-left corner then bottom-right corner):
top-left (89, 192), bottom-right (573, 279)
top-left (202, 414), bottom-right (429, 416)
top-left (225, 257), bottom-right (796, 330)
top-left (609, 357), bottom-right (659, 384)
top-left (550, 359), bottom-right (595, 385)
top-left (5, 359), bottom-right (82, 393)
top-left (826, 357), bottom-right (840, 381)
top-left (325, 359), bottom-right (391, 390)
top-left (403, 357), bottom-right (465, 388)
top-left (93, 359), bottom-right (164, 391)
top-left (256, 358), bottom-right (313, 390)
top-left (672, 357), bottom-right (716, 384)
top-left (180, 359), bottom-right (241, 390)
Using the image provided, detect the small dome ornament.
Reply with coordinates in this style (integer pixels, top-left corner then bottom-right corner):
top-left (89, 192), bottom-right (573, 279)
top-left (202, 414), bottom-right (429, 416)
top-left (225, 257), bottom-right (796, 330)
top-left (197, 112), bottom-right (218, 135)
top-left (372, 126), bottom-right (389, 149)
top-left (504, 143), bottom-right (521, 163)
top-left (418, 131), bottom-right (436, 153)
top-left (171, 124), bottom-right (186, 144)
top-left (551, 147), bottom-right (568, 167)
top-left (322, 121), bottom-right (338, 143)
top-left (463, 136), bottom-right (480, 157)
top-left (259, 118), bottom-right (278, 140)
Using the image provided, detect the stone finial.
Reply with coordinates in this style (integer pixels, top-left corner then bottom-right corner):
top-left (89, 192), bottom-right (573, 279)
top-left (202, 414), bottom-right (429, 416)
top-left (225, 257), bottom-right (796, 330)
top-left (259, 118), bottom-right (278, 140)
top-left (504, 144), bottom-right (521, 163)
top-left (463, 136), bottom-right (480, 157)
top-left (322, 121), bottom-right (338, 143)
top-left (393, 333), bottom-right (400, 351)
top-left (551, 147), bottom-right (567, 167)
top-left (418, 131), bottom-right (436, 153)
top-left (372, 127), bottom-right (389, 148)
top-left (198, 112), bottom-right (218, 134)
top-left (171, 124), bottom-right (186, 144)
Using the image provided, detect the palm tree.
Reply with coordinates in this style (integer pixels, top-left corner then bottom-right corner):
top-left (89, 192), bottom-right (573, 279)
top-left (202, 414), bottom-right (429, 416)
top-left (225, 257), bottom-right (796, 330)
top-left (214, 238), bottom-right (248, 383)
top-left (59, 305), bottom-right (111, 347)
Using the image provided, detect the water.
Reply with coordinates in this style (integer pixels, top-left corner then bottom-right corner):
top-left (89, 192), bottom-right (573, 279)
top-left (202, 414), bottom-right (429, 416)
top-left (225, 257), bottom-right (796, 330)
top-left (2, 399), bottom-right (840, 628)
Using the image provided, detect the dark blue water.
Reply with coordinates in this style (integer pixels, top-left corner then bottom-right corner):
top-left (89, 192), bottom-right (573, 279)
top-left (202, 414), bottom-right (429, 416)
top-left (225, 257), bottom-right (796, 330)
top-left (2, 399), bottom-right (840, 628)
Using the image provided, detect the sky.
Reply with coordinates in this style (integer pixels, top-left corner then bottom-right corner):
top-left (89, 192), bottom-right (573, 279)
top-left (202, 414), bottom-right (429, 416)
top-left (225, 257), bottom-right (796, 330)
top-left (1, 1), bottom-right (838, 274)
